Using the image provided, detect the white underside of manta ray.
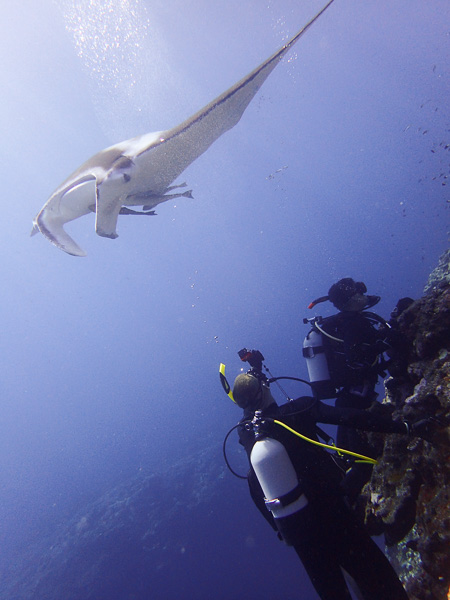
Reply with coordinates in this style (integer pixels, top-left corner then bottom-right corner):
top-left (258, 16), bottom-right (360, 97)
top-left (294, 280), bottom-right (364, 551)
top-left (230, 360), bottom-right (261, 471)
top-left (31, 0), bottom-right (334, 257)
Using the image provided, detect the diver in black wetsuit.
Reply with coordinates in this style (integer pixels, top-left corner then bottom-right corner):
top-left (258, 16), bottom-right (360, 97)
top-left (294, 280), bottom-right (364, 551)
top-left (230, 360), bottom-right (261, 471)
top-left (231, 370), bottom-right (423, 600)
top-left (304, 278), bottom-right (396, 501)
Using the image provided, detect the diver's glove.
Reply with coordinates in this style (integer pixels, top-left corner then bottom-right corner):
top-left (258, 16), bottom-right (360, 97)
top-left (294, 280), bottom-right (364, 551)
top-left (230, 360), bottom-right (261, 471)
top-left (404, 417), bottom-right (447, 443)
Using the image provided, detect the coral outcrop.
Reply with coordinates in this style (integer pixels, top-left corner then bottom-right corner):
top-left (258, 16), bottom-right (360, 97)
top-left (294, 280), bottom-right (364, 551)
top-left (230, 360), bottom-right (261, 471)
top-left (363, 250), bottom-right (450, 600)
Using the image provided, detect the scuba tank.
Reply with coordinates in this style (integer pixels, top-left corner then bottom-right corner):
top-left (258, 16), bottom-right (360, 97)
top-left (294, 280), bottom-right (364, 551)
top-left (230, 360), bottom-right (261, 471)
top-left (303, 311), bottom-right (392, 399)
top-left (302, 325), bottom-right (336, 399)
top-left (250, 437), bottom-right (308, 519)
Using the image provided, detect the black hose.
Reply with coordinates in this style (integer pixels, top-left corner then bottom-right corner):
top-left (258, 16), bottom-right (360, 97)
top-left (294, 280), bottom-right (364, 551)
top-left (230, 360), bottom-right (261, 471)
top-left (268, 376), bottom-right (313, 388)
top-left (222, 423), bottom-right (248, 479)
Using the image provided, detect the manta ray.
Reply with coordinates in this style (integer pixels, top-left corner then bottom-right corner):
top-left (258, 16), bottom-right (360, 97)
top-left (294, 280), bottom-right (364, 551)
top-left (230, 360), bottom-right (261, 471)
top-left (31, 0), bottom-right (334, 256)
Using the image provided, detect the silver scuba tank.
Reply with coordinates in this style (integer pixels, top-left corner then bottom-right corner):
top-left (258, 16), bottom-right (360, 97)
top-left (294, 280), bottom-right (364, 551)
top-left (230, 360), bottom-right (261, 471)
top-left (302, 328), bottom-right (336, 399)
top-left (250, 437), bottom-right (308, 519)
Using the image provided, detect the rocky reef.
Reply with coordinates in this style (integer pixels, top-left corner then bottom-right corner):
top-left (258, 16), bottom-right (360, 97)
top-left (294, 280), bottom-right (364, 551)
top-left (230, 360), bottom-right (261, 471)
top-left (0, 441), bottom-right (308, 600)
top-left (0, 444), bottom-right (234, 600)
top-left (363, 249), bottom-right (450, 600)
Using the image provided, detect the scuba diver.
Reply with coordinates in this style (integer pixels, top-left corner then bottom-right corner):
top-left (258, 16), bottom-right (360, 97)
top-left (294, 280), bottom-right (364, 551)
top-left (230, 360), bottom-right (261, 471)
top-left (223, 350), bottom-right (433, 600)
top-left (303, 278), bottom-right (397, 501)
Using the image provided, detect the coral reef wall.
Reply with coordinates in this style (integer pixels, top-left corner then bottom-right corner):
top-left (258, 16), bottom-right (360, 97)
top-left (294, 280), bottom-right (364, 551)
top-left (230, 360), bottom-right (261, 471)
top-left (364, 250), bottom-right (450, 600)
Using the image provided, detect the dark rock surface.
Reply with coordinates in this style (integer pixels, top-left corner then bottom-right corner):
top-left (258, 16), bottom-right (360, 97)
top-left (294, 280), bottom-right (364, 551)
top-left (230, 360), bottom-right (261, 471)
top-left (363, 250), bottom-right (450, 600)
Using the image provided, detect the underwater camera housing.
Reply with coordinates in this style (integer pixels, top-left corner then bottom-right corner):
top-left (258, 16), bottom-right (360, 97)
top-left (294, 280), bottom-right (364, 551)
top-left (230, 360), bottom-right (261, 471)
top-left (238, 348), bottom-right (265, 375)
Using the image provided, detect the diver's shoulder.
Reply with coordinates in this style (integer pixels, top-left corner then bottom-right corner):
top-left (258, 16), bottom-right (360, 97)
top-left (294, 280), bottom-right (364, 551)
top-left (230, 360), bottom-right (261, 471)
top-left (279, 396), bottom-right (316, 414)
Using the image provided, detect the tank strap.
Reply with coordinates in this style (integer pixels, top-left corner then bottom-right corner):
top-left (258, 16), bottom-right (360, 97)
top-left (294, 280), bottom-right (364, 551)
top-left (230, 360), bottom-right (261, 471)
top-left (315, 425), bottom-right (333, 445)
top-left (264, 482), bottom-right (304, 510)
top-left (302, 345), bottom-right (325, 358)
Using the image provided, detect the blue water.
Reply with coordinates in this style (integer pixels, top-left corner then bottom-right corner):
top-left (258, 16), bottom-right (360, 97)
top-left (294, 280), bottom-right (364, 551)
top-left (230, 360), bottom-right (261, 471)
top-left (0, 0), bottom-right (448, 597)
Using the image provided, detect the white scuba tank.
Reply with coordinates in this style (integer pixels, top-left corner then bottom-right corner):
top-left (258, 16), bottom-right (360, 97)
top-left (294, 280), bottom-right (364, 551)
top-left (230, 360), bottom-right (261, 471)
top-left (250, 437), bottom-right (308, 519)
top-left (303, 329), bottom-right (335, 399)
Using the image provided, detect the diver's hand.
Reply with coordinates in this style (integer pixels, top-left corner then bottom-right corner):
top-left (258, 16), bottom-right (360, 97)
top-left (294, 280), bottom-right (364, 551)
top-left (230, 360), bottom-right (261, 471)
top-left (406, 417), bottom-right (448, 444)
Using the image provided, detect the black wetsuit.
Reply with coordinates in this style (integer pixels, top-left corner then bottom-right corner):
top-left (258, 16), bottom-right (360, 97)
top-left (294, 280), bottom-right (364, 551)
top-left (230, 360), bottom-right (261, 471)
top-left (238, 396), bottom-right (409, 600)
top-left (316, 311), bottom-right (391, 499)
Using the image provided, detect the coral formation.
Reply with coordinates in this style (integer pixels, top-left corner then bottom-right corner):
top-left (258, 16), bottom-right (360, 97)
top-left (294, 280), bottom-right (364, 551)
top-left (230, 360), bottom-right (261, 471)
top-left (363, 250), bottom-right (450, 600)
